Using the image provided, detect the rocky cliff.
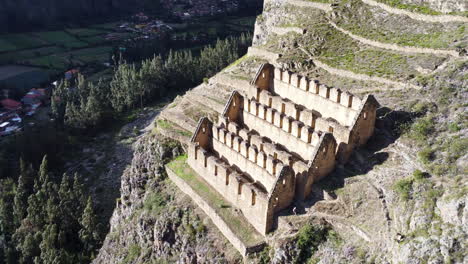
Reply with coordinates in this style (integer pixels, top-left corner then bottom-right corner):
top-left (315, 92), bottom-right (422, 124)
top-left (95, 0), bottom-right (467, 263)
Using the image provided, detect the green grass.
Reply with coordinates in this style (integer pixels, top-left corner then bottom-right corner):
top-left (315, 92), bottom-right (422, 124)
top-left (0, 46), bottom-right (66, 64)
top-left (167, 155), bottom-right (264, 245)
top-left (156, 119), bottom-right (192, 137)
top-left (376, 0), bottom-right (468, 16)
top-left (26, 55), bottom-right (70, 70)
top-left (376, 0), bottom-right (441, 15)
top-left (82, 35), bottom-right (107, 45)
top-left (63, 41), bottom-right (89, 49)
top-left (333, 1), bottom-right (467, 49)
top-left (71, 47), bottom-right (112, 63)
top-left (0, 34), bottom-right (46, 50)
top-left (66, 27), bottom-right (107, 37)
top-left (34, 31), bottom-right (81, 44)
top-left (0, 39), bottom-right (17, 52)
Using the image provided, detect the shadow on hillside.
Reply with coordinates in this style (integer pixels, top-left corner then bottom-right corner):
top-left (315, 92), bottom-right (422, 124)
top-left (291, 107), bottom-right (416, 214)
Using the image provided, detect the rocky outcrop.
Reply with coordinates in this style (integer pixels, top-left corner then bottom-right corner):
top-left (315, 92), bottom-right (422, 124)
top-left (94, 134), bottom-right (241, 263)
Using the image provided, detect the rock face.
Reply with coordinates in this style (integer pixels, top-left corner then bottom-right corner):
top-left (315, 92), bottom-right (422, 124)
top-left (93, 134), bottom-right (241, 263)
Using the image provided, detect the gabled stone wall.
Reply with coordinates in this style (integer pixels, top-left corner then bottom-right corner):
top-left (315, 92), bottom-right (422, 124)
top-left (184, 63), bottom-right (379, 238)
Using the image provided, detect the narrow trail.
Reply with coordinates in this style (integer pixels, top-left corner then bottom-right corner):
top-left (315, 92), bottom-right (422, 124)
top-left (362, 0), bottom-right (468, 23)
top-left (288, 0), bottom-right (332, 12)
top-left (329, 21), bottom-right (461, 58)
top-left (299, 47), bottom-right (422, 90)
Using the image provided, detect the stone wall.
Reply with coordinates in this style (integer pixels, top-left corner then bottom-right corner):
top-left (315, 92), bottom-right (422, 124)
top-left (272, 68), bottom-right (361, 126)
top-left (166, 166), bottom-right (265, 256)
top-left (250, 63), bottom-right (379, 163)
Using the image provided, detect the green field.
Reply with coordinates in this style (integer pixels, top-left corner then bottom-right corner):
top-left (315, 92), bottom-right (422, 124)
top-left (0, 34), bottom-right (47, 50)
top-left (0, 24), bottom-right (113, 71)
top-left (0, 46), bottom-right (66, 64)
top-left (0, 39), bottom-right (17, 52)
top-left (66, 28), bottom-right (107, 37)
top-left (34, 31), bottom-right (81, 44)
top-left (68, 46), bottom-right (113, 63)
top-left (26, 55), bottom-right (72, 70)
top-left (82, 35), bottom-right (108, 45)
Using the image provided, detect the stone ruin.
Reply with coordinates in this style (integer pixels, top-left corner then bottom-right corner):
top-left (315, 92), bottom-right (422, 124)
top-left (187, 63), bottom-right (379, 235)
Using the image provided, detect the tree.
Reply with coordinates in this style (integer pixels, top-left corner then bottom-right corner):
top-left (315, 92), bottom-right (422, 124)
top-left (38, 155), bottom-right (49, 186)
top-left (79, 197), bottom-right (101, 254)
top-left (0, 179), bottom-right (17, 264)
top-left (14, 158), bottom-right (35, 226)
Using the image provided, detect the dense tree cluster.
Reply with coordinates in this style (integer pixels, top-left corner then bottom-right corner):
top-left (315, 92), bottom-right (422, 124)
top-left (0, 156), bottom-right (102, 263)
top-left (0, 33), bottom-right (252, 263)
top-left (52, 33), bottom-right (252, 130)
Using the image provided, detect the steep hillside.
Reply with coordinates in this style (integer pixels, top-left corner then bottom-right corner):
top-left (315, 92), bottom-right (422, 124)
top-left (95, 0), bottom-right (467, 263)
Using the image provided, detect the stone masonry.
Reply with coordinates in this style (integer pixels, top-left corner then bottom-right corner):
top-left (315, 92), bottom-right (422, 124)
top-left (187, 63), bottom-right (379, 235)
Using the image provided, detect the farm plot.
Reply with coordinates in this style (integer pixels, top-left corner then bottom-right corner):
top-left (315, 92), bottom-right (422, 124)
top-left (0, 46), bottom-right (66, 64)
top-left (67, 46), bottom-right (113, 63)
top-left (33, 31), bottom-right (89, 49)
top-left (0, 39), bottom-right (17, 53)
top-left (66, 28), bottom-right (108, 37)
top-left (0, 34), bottom-right (48, 51)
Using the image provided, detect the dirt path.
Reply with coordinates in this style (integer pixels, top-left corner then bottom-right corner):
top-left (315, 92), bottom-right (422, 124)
top-left (362, 0), bottom-right (468, 23)
top-left (329, 21), bottom-right (461, 57)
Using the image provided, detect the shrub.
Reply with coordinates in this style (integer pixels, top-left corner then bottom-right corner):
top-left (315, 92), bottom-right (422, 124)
top-left (122, 244), bottom-right (141, 264)
top-left (394, 178), bottom-right (413, 200)
top-left (294, 224), bottom-right (329, 264)
top-left (448, 122), bottom-right (461, 132)
top-left (447, 137), bottom-right (468, 162)
top-left (411, 101), bottom-right (434, 115)
top-left (258, 246), bottom-right (272, 264)
top-left (410, 117), bottom-right (435, 142)
top-left (418, 147), bottom-right (434, 164)
top-left (143, 192), bottom-right (166, 214)
top-left (412, 169), bottom-right (426, 181)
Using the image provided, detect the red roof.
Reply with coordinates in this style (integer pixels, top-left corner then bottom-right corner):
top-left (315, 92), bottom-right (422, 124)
top-left (1, 99), bottom-right (22, 110)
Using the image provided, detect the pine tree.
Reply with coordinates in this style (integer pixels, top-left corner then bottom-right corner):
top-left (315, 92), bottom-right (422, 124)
top-left (79, 197), bottom-right (101, 253)
top-left (13, 159), bottom-right (34, 226)
top-left (38, 224), bottom-right (63, 264)
top-left (0, 179), bottom-right (17, 264)
top-left (38, 155), bottom-right (48, 186)
top-left (72, 173), bottom-right (85, 219)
